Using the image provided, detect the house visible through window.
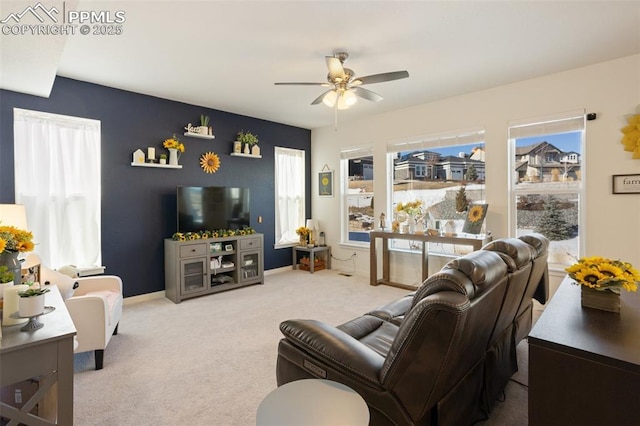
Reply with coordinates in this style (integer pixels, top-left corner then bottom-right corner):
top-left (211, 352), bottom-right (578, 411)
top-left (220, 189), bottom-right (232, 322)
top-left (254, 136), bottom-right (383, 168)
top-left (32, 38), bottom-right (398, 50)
top-left (341, 147), bottom-right (374, 245)
top-left (274, 147), bottom-right (305, 247)
top-left (13, 108), bottom-right (101, 268)
top-left (387, 129), bottom-right (485, 254)
top-left (509, 111), bottom-right (585, 268)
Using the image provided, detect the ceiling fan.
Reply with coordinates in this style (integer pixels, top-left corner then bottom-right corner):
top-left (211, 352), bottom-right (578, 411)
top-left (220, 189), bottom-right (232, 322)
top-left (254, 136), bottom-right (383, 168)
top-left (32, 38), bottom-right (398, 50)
top-left (275, 52), bottom-right (409, 111)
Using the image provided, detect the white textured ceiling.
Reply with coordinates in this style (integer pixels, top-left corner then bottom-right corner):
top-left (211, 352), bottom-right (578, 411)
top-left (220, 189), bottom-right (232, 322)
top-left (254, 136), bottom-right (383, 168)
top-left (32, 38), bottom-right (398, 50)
top-left (2, 0), bottom-right (640, 129)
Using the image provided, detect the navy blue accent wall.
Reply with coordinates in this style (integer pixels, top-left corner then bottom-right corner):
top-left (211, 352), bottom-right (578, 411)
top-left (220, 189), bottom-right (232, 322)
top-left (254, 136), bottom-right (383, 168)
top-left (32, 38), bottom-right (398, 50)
top-left (0, 77), bottom-right (311, 297)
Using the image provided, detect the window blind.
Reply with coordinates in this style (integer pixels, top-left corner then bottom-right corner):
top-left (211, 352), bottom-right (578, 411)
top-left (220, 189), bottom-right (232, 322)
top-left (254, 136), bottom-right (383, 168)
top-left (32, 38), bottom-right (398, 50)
top-left (508, 110), bottom-right (586, 139)
top-left (387, 127), bottom-right (485, 153)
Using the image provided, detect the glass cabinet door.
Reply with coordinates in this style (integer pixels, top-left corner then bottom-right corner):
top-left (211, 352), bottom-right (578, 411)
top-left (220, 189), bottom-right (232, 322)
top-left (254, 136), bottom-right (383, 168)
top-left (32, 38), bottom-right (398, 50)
top-left (181, 258), bottom-right (207, 295)
top-left (240, 251), bottom-right (260, 282)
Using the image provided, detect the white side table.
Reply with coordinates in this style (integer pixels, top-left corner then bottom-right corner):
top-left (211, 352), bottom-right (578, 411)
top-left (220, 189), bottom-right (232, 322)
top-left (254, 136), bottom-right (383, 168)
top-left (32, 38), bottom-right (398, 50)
top-left (256, 379), bottom-right (369, 425)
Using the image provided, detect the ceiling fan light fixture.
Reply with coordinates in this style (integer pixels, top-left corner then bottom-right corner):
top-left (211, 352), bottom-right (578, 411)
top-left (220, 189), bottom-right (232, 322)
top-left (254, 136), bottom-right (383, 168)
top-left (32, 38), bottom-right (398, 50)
top-left (343, 89), bottom-right (357, 107)
top-left (322, 90), bottom-right (338, 107)
top-left (337, 94), bottom-right (350, 110)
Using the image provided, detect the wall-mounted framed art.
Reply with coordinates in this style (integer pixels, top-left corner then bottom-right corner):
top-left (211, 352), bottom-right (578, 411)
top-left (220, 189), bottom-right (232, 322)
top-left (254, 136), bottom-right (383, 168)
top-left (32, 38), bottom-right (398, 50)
top-left (319, 169), bottom-right (334, 197)
top-left (612, 174), bottom-right (640, 194)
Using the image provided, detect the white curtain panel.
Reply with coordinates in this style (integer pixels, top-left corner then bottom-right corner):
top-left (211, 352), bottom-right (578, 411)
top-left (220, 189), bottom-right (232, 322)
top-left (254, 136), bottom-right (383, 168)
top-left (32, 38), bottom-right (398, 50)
top-left (13, 108), bottom-right (101, 269)
top-left (274, 147), bottom-right (305, 246)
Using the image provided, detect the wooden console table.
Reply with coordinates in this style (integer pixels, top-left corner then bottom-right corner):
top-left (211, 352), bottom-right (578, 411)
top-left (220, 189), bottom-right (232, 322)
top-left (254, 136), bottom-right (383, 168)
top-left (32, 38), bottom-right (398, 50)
top-left (369, 231), bottom-right (491, 289)
top-left (0, 286), bottom-right (77, 425)
top-left (528, 277), bottom-right (640, 425)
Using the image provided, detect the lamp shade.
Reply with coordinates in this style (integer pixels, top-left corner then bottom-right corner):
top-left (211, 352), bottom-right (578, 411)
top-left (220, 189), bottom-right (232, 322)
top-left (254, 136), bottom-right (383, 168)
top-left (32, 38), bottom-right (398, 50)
top-left (0, 204), bottom-right (28, 229)
top-left (305, 219), bottom-right (316, 231)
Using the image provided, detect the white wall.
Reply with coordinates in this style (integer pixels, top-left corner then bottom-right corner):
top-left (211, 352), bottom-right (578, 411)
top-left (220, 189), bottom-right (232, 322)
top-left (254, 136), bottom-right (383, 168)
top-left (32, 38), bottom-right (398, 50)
top-left (311, 54), bottom-right (640, 290)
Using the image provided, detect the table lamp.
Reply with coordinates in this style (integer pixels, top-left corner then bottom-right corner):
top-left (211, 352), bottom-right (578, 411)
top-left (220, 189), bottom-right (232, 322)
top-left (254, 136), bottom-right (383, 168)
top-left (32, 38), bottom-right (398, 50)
top-left (306, 219), bottom-right (317, 246)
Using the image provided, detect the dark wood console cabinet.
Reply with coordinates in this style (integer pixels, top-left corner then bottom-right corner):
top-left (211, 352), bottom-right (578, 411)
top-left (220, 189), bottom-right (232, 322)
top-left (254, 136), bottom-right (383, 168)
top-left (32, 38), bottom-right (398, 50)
top-left (164, 233), bottom-right (264, 303)
top-left (528, 277), bottom-right (640, 425)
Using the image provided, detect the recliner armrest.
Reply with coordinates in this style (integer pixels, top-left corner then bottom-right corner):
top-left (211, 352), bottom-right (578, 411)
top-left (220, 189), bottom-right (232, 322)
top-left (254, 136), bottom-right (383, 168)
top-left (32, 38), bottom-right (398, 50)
top-left (73, 275), bottom-right (123, 296)
top-left (280, 319), bottom-right (385, 384)
top-left (367, 296), bottom-right (413, 323)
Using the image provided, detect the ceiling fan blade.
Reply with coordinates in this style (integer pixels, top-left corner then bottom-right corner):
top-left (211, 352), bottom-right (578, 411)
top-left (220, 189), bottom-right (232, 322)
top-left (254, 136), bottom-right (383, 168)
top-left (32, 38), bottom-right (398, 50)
top-left (326, 56), bottom-right (345, 81)
top-left (311, 90), bottom-right (333, 105)
top-left (274, 82), bottom-right (329, 86)
top-left (353, 70), bottom-right (409, 85)
top-left (354, 87), bottom-right (384, 102)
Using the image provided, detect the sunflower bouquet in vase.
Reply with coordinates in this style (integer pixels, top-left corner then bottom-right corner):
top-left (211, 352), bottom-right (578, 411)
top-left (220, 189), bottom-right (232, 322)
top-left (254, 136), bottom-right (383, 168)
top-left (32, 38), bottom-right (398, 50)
top-left (296, 226), bottom-right (311, 246)
top-left (565, 256), bottom-right (639, 313)
top-left (163, 134), bottom-right (185, 166)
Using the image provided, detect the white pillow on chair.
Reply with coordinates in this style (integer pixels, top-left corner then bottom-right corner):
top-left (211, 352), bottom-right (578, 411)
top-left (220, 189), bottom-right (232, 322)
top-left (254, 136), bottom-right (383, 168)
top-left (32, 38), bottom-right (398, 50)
top-left (41, 267), bottom-right (79, 300)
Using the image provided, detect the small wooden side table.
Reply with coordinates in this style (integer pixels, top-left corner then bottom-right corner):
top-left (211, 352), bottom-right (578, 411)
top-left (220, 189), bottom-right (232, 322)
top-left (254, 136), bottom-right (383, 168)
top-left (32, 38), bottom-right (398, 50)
top-left (292, 246), bottom-right (332, 273)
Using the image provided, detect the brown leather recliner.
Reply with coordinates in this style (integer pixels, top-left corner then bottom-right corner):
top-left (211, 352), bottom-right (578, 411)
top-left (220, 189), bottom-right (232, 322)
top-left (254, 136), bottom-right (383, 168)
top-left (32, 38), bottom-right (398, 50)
top-left (276, 250), bottom-right (509, 425)
top-left (515, 233), bottom-right (549, 342)
top-left (481, 237), bottom-right (536, 413)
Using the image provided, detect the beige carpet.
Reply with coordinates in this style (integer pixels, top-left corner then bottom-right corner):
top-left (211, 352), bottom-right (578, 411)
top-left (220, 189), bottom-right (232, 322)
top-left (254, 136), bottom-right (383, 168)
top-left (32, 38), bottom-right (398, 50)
top-left (73, 269), bottom-right (529, 425)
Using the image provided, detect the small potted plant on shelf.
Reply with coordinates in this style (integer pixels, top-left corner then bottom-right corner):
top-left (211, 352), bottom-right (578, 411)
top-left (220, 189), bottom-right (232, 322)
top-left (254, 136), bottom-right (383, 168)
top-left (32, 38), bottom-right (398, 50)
top-left (18, 282), bottom-right (50, 317)
top-left (199, 114), bottom-right (211, 135)
top-left (237, 130), bottom-right (259, 155)
top-left (159, 153), bottom-right (167, 165)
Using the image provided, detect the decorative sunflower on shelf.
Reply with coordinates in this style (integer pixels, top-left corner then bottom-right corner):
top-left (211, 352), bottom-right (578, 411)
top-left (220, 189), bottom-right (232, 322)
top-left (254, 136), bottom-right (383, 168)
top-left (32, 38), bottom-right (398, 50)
top-left (200, 152), bottom-right (221, 173)
top-left (467, 205), bottom-right (485, 223)
top-left (461, 203), bottom-right (488, 234)
top-left (163, 134), bottom-right (185, 152)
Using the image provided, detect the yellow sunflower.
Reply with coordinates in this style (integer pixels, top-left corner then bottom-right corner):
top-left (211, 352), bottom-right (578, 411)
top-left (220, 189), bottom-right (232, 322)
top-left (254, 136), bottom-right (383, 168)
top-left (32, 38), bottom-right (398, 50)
top-left (620, 113), bottom-right (640, 159)
top-left (574, 269), bottom-right (605, 288)
top-left (467, 205), bottom-right (485, 223)
top-left (200, 152), bottom-right (221, 173)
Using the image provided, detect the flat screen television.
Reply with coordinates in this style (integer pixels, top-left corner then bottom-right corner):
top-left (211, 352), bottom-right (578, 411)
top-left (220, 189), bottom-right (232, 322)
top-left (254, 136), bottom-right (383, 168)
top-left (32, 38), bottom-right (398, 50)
top-left (177, 186), bottom-right (250, 233)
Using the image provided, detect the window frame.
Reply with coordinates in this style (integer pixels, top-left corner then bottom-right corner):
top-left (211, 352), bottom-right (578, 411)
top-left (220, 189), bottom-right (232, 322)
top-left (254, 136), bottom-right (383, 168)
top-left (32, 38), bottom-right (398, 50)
top-left (340, 146), bottom-right (374, 247)
top-left (508, 110), bottom-right (586, 269)
top-left (386, 128), bottom-right (486, 255)
top-left (13, 108), bottom-right (102, 269)
top-left (274, 146), bottom-right (306, 248)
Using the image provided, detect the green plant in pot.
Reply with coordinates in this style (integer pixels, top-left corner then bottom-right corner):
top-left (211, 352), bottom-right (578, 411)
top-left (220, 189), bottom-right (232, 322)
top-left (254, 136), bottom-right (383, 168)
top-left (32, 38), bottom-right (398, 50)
top-left (0, 265), bottom-right (14, 284)
top-left (0, 265), bottom-right (15, 300)
top-left (199, 114), bottom-right (211, 135)
top-left (18, 283), bottom-right (50, 317)
top-left (237, 130), bottom-right (259, 155)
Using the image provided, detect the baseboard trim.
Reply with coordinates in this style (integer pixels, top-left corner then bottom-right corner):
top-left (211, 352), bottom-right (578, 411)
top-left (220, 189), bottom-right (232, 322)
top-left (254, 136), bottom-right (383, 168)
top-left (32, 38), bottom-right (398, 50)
top-left (265, 266), bottom-right (291, 276)
top-left (124, 290), bottom-right (166, 305)
top-left (124, 267), bottom-right (292, 304)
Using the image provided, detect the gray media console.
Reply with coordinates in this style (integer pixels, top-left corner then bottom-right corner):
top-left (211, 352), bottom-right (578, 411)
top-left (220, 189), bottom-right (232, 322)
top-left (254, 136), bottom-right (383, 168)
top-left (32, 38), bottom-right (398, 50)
top-left (164, 233), bottom-right (264, 303)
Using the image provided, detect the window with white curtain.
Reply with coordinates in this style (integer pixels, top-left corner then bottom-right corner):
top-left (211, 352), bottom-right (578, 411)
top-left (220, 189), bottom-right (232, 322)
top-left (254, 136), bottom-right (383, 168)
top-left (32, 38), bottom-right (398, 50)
top-left (508, 110), bottom-right (586, 268)
top-left (274, 147), bottom-right (305, 247)
top-left (13, 108), bottom-right (101, 269)
top-left (340, 146), bottom-right (374, 245)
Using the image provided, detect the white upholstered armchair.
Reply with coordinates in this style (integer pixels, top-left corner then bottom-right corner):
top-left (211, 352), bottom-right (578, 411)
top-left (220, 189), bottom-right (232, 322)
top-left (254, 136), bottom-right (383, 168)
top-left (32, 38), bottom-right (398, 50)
top-left (27, 254), bottom-right (123, 370)
top-left (62, 274), bottom-right (123, 370)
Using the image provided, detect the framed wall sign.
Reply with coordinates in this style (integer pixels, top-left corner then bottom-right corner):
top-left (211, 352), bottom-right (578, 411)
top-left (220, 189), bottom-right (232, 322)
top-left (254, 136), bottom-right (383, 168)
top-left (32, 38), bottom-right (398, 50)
top-left (318, 169), bottom-right (334, 197)
top-left (612, 174), bottom-right (640, 194)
